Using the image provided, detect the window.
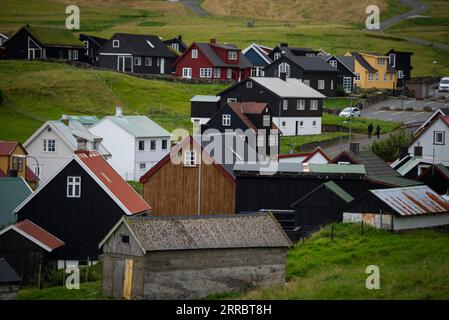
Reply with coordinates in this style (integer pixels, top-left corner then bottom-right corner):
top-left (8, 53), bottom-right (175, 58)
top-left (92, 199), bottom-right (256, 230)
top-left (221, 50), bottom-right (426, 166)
top-left (184, 151), bottom-right (197, 167)
top-left (398, 70), bottom-right (404, 79)
top-left (313, 121), bottom-right (317, 127)
top-left (134, 57), bottom-right (141, 66)
top-left (139, 163), bottom-right (146, 170)
top-left (297, 100), bottom-right (305, 110)
top-left (222, 114), bottom-right (231, 126)
top-left (355, 73), bottom-right (361, 81)
top-left (279, 63), bottom-right (291, 77)
top-left (257, 135), bottom-right (265, 147)
top-left (182, 67), bottom-right (192, 78)
top-left (12, 157), bottom-right (23, 172)
top-left (318, 80), bottom-right (325, 90)
top-left (228, 51), bottom-right (238, 60)
top-left (310, 100), bottom-right (318, 110)
top-left (172, 43), bottom-right (179, 51)
top-left (43, 139), bottom-right (56, 152)
top-left (227, 69), bottom-right (233, 79)
top-left (282, 100), bottom-right (288, 111)
top-left (377, 58), bottom-right (386, 66)
top-left (213, 68), bottom-right (221, 78)
top-left (191, 49), bottom-right (198, 59)
top-left (246, 81), bottom-right (253, 88)
top-left (368, 73), bottom-right (374, 81)
top-left (329, 60), bottom-right (337, 68)
top-left (162, 140), bottom-right (168, 150)
top-left (138, 140), bottom-right (145, 151)
top-left (263, 115), bottom-right (271, 127)
top-left (67, 176), bottom-right (81, 198)
top-left (227, 98), bottom-right (237, 103)
top-left (200, 68), bottom-right (212, 78)
top-left (434, 131), bottom-right (445, 145)
top-left (113, 40), bottom-right (120, 48)
top-left (150, 140), bottom-right (156, 151)
top-left (145, 57), bottom-right (152, 66)
top-left (121, 235), bottom-right (130, 244)
top-left (303, 79), bottom-right (310, 86)
top-left (389, 53), bottom-right (396, 67)
top-left (274, 52), bottom-right (281, 61)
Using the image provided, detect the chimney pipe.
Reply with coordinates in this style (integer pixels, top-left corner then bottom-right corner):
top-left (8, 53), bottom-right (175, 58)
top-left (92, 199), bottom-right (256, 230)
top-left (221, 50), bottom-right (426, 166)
top-left (115, 106), bottom-right (123, 117)
top-left (280, 72), bottom-right (287, 81)
top-left (210, 38), bottom-right (216, 45)
top-left (414, 146), bottom-right (423, 157)
top-left (61, 114), bottom-right (69, 126)
top-left (350, 142), bottom-right (360, 155)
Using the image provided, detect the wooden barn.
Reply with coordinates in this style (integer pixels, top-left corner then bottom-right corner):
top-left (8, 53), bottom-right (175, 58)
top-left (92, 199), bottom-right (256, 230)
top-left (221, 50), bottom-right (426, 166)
top-left (0, 220), bottom-right (64, 284)
top-left (99, 214), bottom-right (291, 300)
top-left (0, 258), bottom-right (21, 300)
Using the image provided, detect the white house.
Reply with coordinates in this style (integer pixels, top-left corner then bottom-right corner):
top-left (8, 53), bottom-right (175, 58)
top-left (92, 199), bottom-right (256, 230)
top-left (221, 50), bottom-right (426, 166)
top-left (23, 116), bottom-right (110, 183)
top-left (89, 108), bottom-right (171, 181)
top-left (408, 114), bottom-right (449, 169)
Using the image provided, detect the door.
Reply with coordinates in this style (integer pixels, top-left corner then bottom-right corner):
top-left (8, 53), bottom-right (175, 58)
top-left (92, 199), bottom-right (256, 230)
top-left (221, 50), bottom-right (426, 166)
top-left (123, 259), bottom-right (134, 300)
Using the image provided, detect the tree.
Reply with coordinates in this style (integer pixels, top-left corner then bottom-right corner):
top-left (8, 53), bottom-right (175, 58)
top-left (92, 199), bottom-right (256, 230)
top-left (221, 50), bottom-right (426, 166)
top-left (371, 130), bottom-right (412, 162)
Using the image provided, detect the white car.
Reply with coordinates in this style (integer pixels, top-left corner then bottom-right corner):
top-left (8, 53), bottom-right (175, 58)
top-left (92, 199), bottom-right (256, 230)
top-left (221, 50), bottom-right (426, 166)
top-left (339, 107), bottom-right (361, 118)
top-left (439, 77), bottom-right (449, 92)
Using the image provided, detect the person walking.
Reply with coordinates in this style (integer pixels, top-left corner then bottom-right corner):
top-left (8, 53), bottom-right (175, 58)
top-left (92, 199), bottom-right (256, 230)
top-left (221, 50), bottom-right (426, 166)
top-left (368, 123), bottom-right (373, 138)
top-left (375, 125), bottom-right (381, 139)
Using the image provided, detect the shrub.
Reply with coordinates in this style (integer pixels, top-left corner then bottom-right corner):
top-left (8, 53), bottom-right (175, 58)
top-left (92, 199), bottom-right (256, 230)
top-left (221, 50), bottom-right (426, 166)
top-left (371, 130), bottom-right (412, 162)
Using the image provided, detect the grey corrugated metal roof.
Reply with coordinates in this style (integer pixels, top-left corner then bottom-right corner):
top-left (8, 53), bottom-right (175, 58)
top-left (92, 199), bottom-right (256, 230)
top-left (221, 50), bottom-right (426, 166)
top-left (371, 185), bottom-right (449, 216)
top-left (0, 177), bottom-right (31, 226)
top-left (125, 214), bottom-right (291, 252)
top-left (190, 95), bottom-right (221, 102)
top-left (250, 77), bottom-right (326, 98)
top-left (0, 258), bottom-right (21, 283)
top-left (106, 116), bottom-right (170, 138)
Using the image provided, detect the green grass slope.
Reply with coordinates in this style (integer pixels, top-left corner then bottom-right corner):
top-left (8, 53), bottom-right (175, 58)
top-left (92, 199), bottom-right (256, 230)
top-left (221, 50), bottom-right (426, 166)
top-left (238, 224), bottom-right (449, 300)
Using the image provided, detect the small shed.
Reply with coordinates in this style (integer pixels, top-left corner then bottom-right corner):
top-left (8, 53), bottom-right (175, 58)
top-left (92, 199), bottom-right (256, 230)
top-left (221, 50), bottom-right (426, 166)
top-left (99, 214), bottom-right (292, 300)
top-left (0, 220), bottom-right (65, 284)
top-left (0, 258), bottom-right (21, 300)
top-left (291, 181), bottom-right (354, 229)
top-left (344, 185), bottom-right (449, 230)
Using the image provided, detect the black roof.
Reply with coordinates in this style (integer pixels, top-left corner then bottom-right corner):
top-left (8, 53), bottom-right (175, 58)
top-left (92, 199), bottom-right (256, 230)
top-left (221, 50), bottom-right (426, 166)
top-left (195, 43), bottom-right (253, 68)
top-left (111, 33), bottom-right (176, 58)
top-left (0, 258), bottom-right (21, 284)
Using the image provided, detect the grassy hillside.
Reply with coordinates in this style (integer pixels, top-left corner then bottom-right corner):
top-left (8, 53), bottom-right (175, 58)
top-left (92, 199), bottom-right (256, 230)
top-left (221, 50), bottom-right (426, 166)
top-left (0, 60), bottom-right (225, 142)
top-left (236, 224), bottom-right (449, 299)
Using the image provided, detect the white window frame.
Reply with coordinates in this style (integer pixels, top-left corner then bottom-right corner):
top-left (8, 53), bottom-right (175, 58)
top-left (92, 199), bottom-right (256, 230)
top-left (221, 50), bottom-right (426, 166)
top-left (200, 68), bottom-right (212, 78)
top-left (318, 80), bottom-right (325, 90)
top-left (310, 100), bottom-right (319, 110)
top-left (297, 99), bottom-right (305, 110)
top-left (43, 139), bottom-right (56, 153)
top-left (191, 49), bottom-right (198, 59)
top-left (222, 114), bottom-right (231, 126)
top-left (182, 67), bottom-right (192, 78)
top-left (228, 51), bottom-right (238, 60)
top-left (113, 40), bottom-right (120, 48)
top-left (67, 176), bottom-right (81, 198)
top-left (184, 151), bottom-right (197, 167)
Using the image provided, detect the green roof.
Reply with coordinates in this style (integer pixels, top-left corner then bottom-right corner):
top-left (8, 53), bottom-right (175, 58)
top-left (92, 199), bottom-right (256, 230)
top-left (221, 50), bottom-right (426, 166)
top-left (309, 164), bottom-right (366, 174)
top-left (25, 25), bottom-right (83, 47)
top-left (368, 175), bottom-right (423, 187)
top-left (323, 181), bottom-right (354, 203)
top-left (0, 177), bottom-right (32, 227)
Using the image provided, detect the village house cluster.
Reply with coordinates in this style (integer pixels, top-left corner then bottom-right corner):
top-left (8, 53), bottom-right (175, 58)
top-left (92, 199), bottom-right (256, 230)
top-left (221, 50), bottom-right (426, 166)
top-left (0, 25), bottom-right (448, 300)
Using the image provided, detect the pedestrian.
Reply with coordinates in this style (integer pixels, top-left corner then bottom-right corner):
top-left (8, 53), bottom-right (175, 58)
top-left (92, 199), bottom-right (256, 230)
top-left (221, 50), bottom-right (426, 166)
top-left (375, 125), bottom-right (381, 139)
top-left (368, 123), bottom-right (373, 138)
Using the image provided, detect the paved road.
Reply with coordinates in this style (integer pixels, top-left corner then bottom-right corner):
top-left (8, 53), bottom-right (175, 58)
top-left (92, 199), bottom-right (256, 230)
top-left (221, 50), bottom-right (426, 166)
top-left (176, 0), bottom-right (209, 16)
top-left (380, 0), bottom-right (429, 30)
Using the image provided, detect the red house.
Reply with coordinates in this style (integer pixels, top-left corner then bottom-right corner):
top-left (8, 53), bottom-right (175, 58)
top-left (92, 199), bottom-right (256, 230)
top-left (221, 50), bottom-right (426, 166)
top-left (173, 39), bottom-right (253, 81)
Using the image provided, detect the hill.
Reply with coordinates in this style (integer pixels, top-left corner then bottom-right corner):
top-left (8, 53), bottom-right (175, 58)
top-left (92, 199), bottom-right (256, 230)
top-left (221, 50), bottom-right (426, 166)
top-left (232, 224), bottom-right (449, 299)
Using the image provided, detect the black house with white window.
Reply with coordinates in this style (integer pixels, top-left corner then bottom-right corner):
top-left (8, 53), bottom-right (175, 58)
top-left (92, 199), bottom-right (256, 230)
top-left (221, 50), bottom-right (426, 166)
top-left (13, 151), bottom-right (151, 261)
top-left (4, 25), bottom-right (86, 62)
top-left (163, 35), bottom-right (187, 53)
top-left (79, 34), bottom-right (107, 65)
top-left (264, 55), bottom-right (338, 97)
top-left (218, 76), bottom-right (325, 136)
top-left (97, 33), bottom-right (177, 74)
top-left (386, 49), bottom-right (413, 88)
top-left (325, 55), bottom-right (356, 94)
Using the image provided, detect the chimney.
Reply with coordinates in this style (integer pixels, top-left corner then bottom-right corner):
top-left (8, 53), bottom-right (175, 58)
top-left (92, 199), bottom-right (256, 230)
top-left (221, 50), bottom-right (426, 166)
top-left (280, 43), bottom-right (288, 48)
top-left (115, 106), bottom-right (123, 117)
top-left (400, 146), bottom-right (409, 159)
top-left (350, 142), bottom-right (360, 155)
top-left (210, 38), bottom-right (216, 45)
top-left (414, 146), bottom-right (423, 157)
top-left (280, 72), bottom-right (287, 81)
top-left (178, 35), bottom-right (183, 42)
top-left (61, 114), bottom-right (69, 126)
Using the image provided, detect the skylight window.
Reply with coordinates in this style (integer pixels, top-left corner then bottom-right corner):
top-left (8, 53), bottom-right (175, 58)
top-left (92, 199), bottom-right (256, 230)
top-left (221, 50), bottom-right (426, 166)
top-left (146, 40), bottom-right (155, 48)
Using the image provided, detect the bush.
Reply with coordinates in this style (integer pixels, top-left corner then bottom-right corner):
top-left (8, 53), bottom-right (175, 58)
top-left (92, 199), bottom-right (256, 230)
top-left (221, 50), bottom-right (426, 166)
top-left (371, 130), bottom-right (412, 162)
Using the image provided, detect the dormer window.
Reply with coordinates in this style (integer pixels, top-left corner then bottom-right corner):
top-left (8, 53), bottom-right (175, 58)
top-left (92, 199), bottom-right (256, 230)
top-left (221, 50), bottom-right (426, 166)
top-left (113, 40), bottom-right (120, 48)
top-left (228, 51), bottom-right (238, 60)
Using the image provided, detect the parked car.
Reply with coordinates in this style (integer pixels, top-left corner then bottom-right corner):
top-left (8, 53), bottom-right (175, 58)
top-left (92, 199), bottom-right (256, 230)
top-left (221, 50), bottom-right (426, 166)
top-left (439, 77), bottom-right (449, 92)
top-left (339, 107), bottom-right (361, 118)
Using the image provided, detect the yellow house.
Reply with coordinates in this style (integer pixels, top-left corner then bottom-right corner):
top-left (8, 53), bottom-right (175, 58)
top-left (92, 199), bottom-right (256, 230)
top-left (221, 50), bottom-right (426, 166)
top-left (345, 52), bottom-right (397, 90)
top-left (0, 141), bottom-right (38, 189)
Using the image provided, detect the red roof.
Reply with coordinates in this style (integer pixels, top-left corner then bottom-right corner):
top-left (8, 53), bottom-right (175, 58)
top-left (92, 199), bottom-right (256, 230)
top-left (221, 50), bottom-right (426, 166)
top-left (25, 165), bottom-right (38, 182)
top-left (0, 141), bottom-right (20, 156)
top-left (13, 220), bottom-right (64, 252)
top-left (76, 151), bottom-right (151, 215)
